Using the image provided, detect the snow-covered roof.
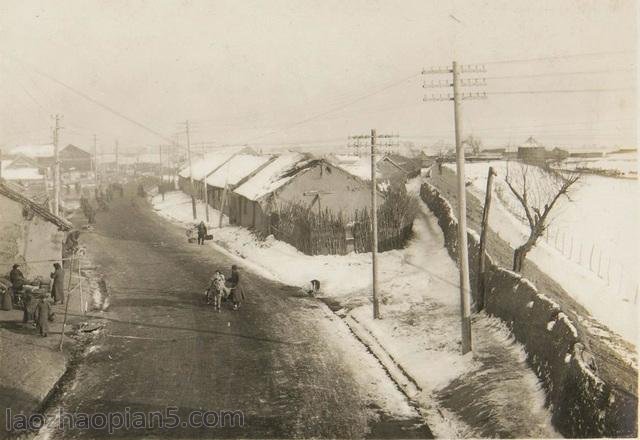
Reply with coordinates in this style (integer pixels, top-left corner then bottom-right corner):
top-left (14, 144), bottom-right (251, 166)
top-left (1, 162), bottom-right (41, 180)
top-left (178, 147), bottom-right (252, 180)
top-left (9, 144), bottom-right (54, 158)
top-left (330, 154), bottom-right (360, 164)
top-left (338, 155), bottom-right (403, 181)
top-left (522, 136), bottom-right (544, 149)
top-left (340, 157), bottom-right (372, 180)
top-left (234, 153), bottom-right (311, 201)
top-left (206, 154), bottom-right (273, 188)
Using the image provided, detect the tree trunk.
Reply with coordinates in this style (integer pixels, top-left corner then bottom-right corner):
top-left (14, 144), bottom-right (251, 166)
top-left (513, 236), bottom-right (538, 272)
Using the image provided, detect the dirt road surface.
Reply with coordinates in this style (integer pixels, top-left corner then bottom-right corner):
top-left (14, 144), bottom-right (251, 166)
top-left (37, 187), bottom-right (431, 439)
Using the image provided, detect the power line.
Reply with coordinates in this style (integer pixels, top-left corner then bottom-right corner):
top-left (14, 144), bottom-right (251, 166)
top-left (490, 87), bottom-right (633, 95)
top-left (485, 68), bottom-right (634, 80)
top-left (481, 50), bottom-right (634, 65)
top-left (3, 52), bottom-right (174, 144)
top-left (243, 72), bottom-right (420, 144)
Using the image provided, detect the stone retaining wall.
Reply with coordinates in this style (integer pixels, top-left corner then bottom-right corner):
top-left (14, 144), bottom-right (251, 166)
top-left (420, 182), bottom-right (637, 437)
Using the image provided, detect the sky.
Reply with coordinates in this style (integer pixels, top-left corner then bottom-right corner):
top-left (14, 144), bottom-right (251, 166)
top-left (0, 0), bottom-right (637, 157)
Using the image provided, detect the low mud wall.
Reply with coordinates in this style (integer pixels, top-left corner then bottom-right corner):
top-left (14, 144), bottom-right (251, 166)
top-left (420, 182), bottom-right (637, 437)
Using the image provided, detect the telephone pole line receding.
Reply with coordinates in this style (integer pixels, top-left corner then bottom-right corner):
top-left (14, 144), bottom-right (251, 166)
top-left (52, 114), bottom-right (61, 216)
top-left (93, 134), bottom-right (98, 191)
top-left (185, 121), bottom-right (197, 220)
top-left (349, 130), bottom-right (398, 320)
top-left (115, 140), bottom-right (119, 176)
top-left (422, 61), bottom-right (487, 355)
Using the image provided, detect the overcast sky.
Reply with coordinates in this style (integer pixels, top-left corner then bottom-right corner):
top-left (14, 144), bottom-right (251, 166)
top-left (0, 0), bottom-right (636, 155)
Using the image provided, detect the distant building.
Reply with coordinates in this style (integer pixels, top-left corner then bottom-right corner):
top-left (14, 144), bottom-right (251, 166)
top-left (60, 144), bottom-right (93, 172)
top-left (8, 144), bottom-right (54, 168)
top-left (336, 154), bottom-right (409, 188)
top-left (517, 136), bottom-right (546, 164)
top-left (0, 183), bottom-right (72, 279)
top-left (547, 147), bottom-right (570, 161)
top-left (0, 155), bottom-right (46, 196)
top-left (482, 147), bottom-right (506, 155)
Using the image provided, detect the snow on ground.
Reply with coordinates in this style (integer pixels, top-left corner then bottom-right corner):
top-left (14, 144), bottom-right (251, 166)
top-left (560, 152), bottom-right (638, 177)
top-left (152, 183), bottom-right (557, 437)
top-left (446, 161), bottom-right (638, 344)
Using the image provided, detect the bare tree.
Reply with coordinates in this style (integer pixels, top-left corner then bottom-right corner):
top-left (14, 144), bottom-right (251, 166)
top-left (505, 161), bottom-right (580, 272)
top-left (463, 135), bottom-right (482, 155)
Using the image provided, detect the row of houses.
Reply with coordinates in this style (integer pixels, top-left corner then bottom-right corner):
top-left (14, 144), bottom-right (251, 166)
top-left (177, 148), bottom-right (420, 236)
top-left (1, 144), bottom-right (168, 183)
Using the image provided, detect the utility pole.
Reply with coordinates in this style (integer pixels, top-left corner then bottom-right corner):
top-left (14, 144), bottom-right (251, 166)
top-left (53, 114), bottom-right (61, 216)
top-left (115, 140), bottom-right (119, 176)
top-left (0, 149), bottom-right (3, 181)
top-left (370, 129), bottom-right (380, 319)
top-left (186, 121), bottom-right (197, 219)
top-left (349, 130), bottom-right (398, 320)
top-left (201, 144), bottom-right (209, 222)
top-left (93, 134), bottom-right (98, 192)
top-left (159, 144), bottom-right (164, 201)
top-left (422, 61), bottom-right (486, 355)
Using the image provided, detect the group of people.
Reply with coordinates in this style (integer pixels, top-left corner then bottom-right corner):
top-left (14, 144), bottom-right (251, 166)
top-left (206, 265), bottom-right (245, 311)
top-left (1, 263), bottom-right (65, 337)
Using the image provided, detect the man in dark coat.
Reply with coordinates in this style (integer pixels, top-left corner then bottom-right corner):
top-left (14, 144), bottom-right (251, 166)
top-left (34, 295), bottom-right (51, 337)
top-left (50, 263), bottom-right (65, 305)
top-left (197, 221), bottom-right (207, 245)
top-left (9, 264), bottom-right (25, 291)
top-left (228, 265), bottom-right (245, 310)
top-left (9, 264), bottom-right (25, 306)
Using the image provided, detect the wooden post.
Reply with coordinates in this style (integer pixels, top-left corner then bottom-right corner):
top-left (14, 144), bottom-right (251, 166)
top-left (59, 255), bottom-right (74, 351)
top-left (78, 256), bottom-right (85, 314)
top-left (371, 129), bottom-right (380, 319)
top-left (453, 60), bottom-right (472, 354)
top-left (477, 167), bottom-right (496, 312)
top-left (186, 121), bottom-right (197, 220)
top-left (589, 244), bottom-right (595, 271)
top-left (219, 184), bottom-right (228, 228)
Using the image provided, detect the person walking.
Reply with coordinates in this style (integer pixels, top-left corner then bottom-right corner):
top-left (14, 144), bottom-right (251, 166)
top-left (197, 221), bottom-right (208, 245)
top-left (34, 295), bottom-right (51, 337)
top-left (228, 265), bottom-right (245, 311)
top-left (50, 263), bottom-right (65, 305)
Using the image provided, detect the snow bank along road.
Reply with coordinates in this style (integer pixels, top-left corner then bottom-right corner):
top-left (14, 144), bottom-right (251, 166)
top-left (37, 186), bottom-right (430, 439)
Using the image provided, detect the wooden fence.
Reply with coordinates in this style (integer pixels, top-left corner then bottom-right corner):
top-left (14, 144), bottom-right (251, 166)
top-left (269, 189), bottom-right (418, 256)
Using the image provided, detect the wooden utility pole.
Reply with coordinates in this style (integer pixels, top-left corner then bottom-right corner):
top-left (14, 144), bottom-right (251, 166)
top-left (422, 61), bottom-right (486, 355)
top-left (186, 121), bottom-right (197, 220)
top-left (159, 144), bottom-right (165, 201)
top-left (370, 129), bottom-right (380, 319)
top-left (115, 140), bottom-right (119, 176)
top-left (93, 134), bottom-right (98, 191)
top-left (348, 130), bottom-right (398, 320)
top-left (0, 149), bottom-right (3, 181)
top-left (53, 114), bottom-right (61, 216)
top-left (477, 166), bottom-right (496, 312)
top-left (452, 61), bottom-right (472, 354)
top-left (202, 144), bottom-right (209, 222)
